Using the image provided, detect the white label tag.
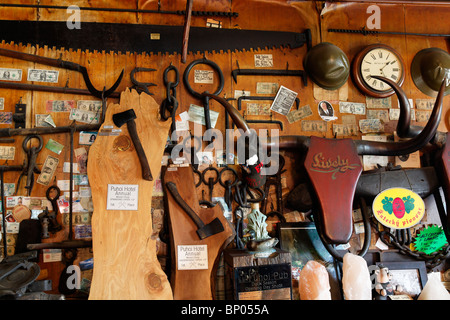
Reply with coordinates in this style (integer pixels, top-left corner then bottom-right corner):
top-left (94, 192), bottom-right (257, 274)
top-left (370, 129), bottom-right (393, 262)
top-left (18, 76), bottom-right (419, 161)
top-left (177, 245), bottom-right (208, 270)
top-left (106, 184), bottom-right (139, 211)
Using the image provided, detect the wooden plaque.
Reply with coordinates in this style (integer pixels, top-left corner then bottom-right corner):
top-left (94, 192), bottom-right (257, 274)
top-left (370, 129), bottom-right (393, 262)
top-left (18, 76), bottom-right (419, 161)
top-left (87, 89), bottom-right (173, 300)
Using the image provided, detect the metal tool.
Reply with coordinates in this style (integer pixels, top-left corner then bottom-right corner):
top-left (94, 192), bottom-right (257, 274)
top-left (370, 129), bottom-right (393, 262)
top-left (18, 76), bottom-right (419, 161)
top-left (181, 0), bottom-right (194, 63)
top-left (130, 67), bottom-right (157, 96)
top-left (165, 181), bottom-right (224, 240)
top-left (328, 27), bottom-right (450, 38)
top-left (112, 109), bottom-right (152, 181)
top-left (44, 185), bottom-right (63, 233)
top-left (183, 58), bottom-right (224, 140)
top-left (232, 61), bottom-right (308, 86)
top-left (0, 47), bottom-right (123, 100)
top-left (18, 135), bottom-right (43, 196)
top-left (160, 64), bottom-right (179, 141)
top-left (0, 20), bottom-right (310, 56)
top-left (201, 166), bottom-right (220, 203)
top-left (0, 81), bottom-right (120, 98)
top-left (261, 155), bottom-right (286, 215)
top-left (0, 3), bottom-right (238, 17)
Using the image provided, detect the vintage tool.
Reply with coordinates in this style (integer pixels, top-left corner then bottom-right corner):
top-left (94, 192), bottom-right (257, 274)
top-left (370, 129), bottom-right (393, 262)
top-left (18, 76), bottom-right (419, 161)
top-left (183, 58), bottom-right (224, 139)
top-left (18, 135), bottom-right (43, 196)
top-left (0, 3), bottom-right (238, 17)
top-left (328, 27), bottom-right (450, 38)
top-left (0, 20), bottom-right (310, 56)
top-left (244, 113), bottom-right (284, 131)
top-left (200, 166), bottom-right (220, 205)
top-left (130, 67), bottom-right (157, 96)
top-left (0, 81), bottom-right (120, 98)
top-left (166, 181), bottom-right (224, 240)
top-left (219, 166), bottom-right (239, 210)
top-left (42, 185), bottom-right (63, 235)
top-left (0, 47), bottom-right (123, 100)
top-left (160, 64), bottom-right (179, 141)
top-left (232, 61), bottom-right (308, 86)
top-left (204, 76), bottom-right (444, 259)
top-left (112, 109), bottom-right (152, 181)
top-left (13, 99), bottom-right (26, 129)
top-left (163, 165), bottom-right (234, 299)
top-left (181, 0), bottom-right (194, 63)
top-left (261, 154), bottom-right (286, 216)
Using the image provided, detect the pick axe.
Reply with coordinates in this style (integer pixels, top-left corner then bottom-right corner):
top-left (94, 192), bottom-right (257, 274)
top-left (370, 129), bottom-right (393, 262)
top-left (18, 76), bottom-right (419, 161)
top-left (165, 181), bottom-right (224, 240)
top-left (112, 109), bottom-right (152, 181)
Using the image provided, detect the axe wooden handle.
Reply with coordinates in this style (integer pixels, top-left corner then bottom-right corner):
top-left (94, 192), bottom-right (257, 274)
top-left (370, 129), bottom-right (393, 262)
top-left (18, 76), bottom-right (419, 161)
top-left (181, 0), bottom-right (193, 63)
top-left (126, 120), bottom-right (153, 181)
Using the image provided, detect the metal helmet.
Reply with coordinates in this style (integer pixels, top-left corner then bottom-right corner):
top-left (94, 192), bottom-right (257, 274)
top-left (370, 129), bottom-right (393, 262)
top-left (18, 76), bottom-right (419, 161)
top-left (411, 47), bottom-right (450, 97)
top-left (303, 42), bottom-right (350, 90)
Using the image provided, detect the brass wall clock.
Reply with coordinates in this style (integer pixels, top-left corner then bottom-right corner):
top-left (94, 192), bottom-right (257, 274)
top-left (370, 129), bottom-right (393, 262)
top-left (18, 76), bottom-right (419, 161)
top-left (352, 44), bottom-right (405, 98)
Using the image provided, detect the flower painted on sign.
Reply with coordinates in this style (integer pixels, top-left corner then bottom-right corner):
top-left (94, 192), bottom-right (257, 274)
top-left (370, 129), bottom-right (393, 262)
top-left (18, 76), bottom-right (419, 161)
top-left (381, 196), bottom-right (415, 219)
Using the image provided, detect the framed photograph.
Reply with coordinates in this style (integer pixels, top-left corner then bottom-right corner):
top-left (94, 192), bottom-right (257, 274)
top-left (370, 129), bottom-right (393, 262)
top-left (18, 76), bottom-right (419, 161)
top-left (278, 221), bottom-right (341, 300)
top-left (375, 261), bottom-right (427, 299)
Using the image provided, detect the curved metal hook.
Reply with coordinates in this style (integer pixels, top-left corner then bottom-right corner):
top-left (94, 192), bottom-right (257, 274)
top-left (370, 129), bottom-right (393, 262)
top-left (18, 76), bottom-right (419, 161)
top-left (83, 68), bottom-right (124, 99)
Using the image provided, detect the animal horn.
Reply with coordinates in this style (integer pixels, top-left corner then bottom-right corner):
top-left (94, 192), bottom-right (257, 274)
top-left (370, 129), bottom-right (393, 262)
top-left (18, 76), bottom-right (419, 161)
top-left (354, 75), bottom-right (444, 156)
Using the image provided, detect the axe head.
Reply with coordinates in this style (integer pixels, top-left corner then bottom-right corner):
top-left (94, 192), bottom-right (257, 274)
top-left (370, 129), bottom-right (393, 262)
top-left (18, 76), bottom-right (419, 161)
top-left (112, 109), bottom-right (136, 128)
top-left (196, 217), bottom-right (224, 240)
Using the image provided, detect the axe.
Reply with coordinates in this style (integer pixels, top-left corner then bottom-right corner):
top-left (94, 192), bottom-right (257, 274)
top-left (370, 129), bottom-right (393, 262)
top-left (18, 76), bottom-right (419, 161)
top-left (112, 109), bottom-right (152, 181)
top-left (165, 181), bottom-right (224, 240)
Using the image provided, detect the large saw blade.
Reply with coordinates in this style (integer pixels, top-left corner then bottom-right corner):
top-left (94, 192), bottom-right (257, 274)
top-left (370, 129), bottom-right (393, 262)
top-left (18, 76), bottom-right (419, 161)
top-left (0, 20), bottom-right (310, 55)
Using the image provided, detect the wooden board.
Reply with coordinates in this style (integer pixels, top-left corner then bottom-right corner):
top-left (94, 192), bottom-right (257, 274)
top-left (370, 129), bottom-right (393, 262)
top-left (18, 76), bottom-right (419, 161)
top-left (87, 88), bottom-right (173, 300)
top-left (163, 165), bottom-right (235, 300)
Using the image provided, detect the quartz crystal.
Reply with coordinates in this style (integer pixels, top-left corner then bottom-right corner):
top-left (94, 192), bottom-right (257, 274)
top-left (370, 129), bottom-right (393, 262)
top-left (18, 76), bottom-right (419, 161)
top-left (342, 253), bottom-right (372, 300)
top-left (299, 260), bottom-right (331, 300)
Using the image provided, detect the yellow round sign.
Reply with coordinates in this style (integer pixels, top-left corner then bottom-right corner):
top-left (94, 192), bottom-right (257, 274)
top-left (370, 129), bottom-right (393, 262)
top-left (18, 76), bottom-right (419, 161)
top-left (372, 187), bottom-right (425, 229)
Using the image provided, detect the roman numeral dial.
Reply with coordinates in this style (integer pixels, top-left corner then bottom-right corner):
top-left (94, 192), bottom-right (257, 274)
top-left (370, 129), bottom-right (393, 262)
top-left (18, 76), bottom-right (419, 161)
top-left (352, 44), bottom-right (405, 98)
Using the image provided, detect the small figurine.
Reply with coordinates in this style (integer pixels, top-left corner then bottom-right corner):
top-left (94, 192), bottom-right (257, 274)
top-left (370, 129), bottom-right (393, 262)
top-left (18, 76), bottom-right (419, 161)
top-left (373, 264), bottom-right (403, 300)
top-left (242, 203), bottom-right (278, 257)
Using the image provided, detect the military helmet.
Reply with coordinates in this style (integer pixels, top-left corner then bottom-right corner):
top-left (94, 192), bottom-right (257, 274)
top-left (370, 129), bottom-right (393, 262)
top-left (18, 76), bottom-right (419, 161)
top-left (303, 42), bottom-right (350, 90)
top-left (411, 47), bottom-right (450, 97)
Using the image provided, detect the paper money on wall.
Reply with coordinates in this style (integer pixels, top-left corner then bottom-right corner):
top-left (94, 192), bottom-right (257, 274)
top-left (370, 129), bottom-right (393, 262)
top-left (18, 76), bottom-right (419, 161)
top-left (27, 69), bottom-right (59, 83)
top-left (37, 155), bottom-right (59, 186)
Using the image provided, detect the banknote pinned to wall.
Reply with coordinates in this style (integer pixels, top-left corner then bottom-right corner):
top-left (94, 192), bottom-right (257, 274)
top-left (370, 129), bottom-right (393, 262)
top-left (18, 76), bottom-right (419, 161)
top-left (0, 146), bottom-right (15, 160)
top-left (286, 104), bottom-right (312, 124)
top-left (37, 155), bottom-right (59, 186)
top-left (365, 96), bottom-right (391, 109)
top-left (246, 103), bottom-right (271, 115)
top-left (35, 114), bottom-right (56, 128)
top-left (339, 101), bottom-right (366, 115)
top-left (389, 109), bottom-right (416, 121)
top-left (256, 82), bottom-right (278, 95)
top-left (367, 109), bottom-right (389, 123)
top-left (27, 68), bottom-right (59, 83)
top-left (69, 108), bottom-right (100, 124)
top-left (0, 112), bottom-right (12, 124)
top-left (0, 97), bottom-right (4, 110)
top-left (415, 99), bottom-right (434, 110)
top-left (415, 110), bottom-right (431, 123)
top-left (301, 120), bottom-right (327, 132)
top-left (46, 100), bottom-right (74, 112)
top-left (359, 119), bottom-right (384, 133)
top-left (0, 68), bottom-right (22, 81)
top-left (332, 123), bottom-right (359, 137)
top-left (77, 100), bottom-right (102, 112)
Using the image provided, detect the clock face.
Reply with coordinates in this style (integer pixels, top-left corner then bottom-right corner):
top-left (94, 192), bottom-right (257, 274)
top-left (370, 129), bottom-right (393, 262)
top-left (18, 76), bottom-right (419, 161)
top-left (360, 48), bottom-right (403, 92)
top-left (352, 44), bottom-right (405, 98)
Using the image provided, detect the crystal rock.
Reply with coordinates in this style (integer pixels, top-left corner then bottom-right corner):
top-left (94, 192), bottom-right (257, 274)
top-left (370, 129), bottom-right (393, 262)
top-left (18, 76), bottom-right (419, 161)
top-left (418, 273), bottom-right (450, 300)
top-left (342, 253), bottom-right (372, 300)
top-left (299, 260), bottom-right (331, 300)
